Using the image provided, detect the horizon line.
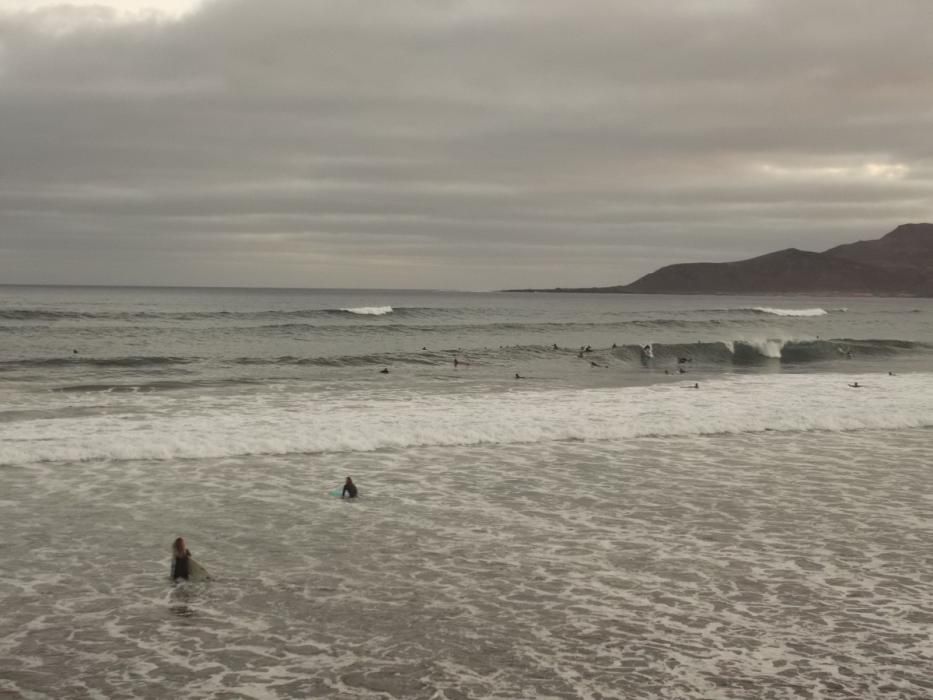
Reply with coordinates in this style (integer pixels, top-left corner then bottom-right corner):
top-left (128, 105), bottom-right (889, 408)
top-left (0, 283), bottom-right (485, 293)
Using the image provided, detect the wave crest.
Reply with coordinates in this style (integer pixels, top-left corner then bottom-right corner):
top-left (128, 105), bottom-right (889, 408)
top-left (750, 307), bottom-right (829, 317)
top-left (339, 306), bottom-right (393, 315)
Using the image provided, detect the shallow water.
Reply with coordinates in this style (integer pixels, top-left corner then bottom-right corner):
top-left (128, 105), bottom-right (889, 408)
top-left (2, 429), bottom-right (932, 699)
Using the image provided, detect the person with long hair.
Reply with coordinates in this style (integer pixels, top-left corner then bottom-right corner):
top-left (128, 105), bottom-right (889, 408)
top-left (171, 536), bottom-right (192, 580)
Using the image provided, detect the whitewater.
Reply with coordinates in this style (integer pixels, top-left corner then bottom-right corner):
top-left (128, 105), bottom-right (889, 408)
top-left (4, 373), bottom-right (933, 465)
top-left (2, 286), bottom-right (932, 699)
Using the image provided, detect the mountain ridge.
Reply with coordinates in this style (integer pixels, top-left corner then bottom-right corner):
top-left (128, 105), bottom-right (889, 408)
top-left (509, 223), bottom-right (933, 296)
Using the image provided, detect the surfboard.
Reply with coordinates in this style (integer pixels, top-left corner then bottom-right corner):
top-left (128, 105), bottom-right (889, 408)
top-left (329, 488), bottom-right (359, 498)
top-left (188, 558), bottom-right (210, 581)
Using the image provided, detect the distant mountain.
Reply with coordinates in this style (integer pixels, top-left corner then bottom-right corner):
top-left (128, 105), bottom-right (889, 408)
top-left (515, 223), bottom-right (933, 296)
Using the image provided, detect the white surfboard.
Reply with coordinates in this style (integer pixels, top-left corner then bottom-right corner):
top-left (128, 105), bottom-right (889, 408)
top-left (188, 558), bottom-right (210, 581)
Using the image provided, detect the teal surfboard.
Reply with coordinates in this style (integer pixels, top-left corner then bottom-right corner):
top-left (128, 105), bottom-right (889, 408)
top-left (330, 488), bottom-right (359, 498)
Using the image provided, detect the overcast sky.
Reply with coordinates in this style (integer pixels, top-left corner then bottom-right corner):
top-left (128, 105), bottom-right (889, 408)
top-left (1, 0), bottom-right (931, 289)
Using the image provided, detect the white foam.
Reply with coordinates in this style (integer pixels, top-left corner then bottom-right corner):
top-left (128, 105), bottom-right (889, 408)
top-left (751, 307), bottom-right (828, 317)
top-left (724, 336), bottom-right (801, 359)
top-left (340, 306), bottom-right (393, 315)
top-left (736, 338), bottom-right (785, 358)
top-left (3, 373), bottom-right (932, 465)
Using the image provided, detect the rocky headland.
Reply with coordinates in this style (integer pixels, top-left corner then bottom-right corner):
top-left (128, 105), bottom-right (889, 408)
top-left (512, 223), bottom-right (933, 296)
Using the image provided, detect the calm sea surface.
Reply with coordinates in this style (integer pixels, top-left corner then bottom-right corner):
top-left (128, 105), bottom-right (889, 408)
top-left (1, 286), bottom-right (931, 698)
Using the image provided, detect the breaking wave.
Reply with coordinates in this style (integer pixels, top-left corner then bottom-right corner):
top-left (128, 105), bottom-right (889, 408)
top-left (0, 338), bottom-right (926, 375)
top-left (339, 306), bottom-right (393, 315)
top-left (0, 338), bottom-right (928, 373)
top-left (4, 373), bottom-right (933, 465)
top-left (615, 338), bottom-right (928, 365)
top-left (751, 307), bottom-right (831, 317)
top-left (0, 305), bottom-right (856, 330)
top-left (692, 307), bottom-right (849, 317)
top-left (0, 306), bottom-right (408, 322)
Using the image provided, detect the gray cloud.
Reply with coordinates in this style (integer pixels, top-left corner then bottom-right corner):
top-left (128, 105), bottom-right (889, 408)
top-left (1, 0), bottom-right (932, 289)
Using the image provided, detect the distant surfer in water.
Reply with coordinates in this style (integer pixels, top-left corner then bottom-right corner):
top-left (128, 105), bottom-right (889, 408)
top-left (515, 373), bottom-right (524, 379)
top-left (849, 382), bottom-right (861, 388)
top-left (171, 537), bottom-right (192, 581)
top-left (342, 477), bottom-right (358, 499)
top-left (380, 367), bottom-right (389, 374)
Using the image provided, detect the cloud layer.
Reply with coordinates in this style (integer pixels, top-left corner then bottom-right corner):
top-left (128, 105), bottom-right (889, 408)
top-left (1, 0), bottom-right (932, 288)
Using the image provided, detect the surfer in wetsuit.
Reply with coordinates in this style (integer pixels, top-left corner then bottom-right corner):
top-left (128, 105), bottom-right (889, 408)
top-left (849, 382), bottom-right (861, 388)
top-left (342, 477), bottom-right (358, 499)
top-left (171, 537), bottom-right (191, 581)
top-left (380, 367), bottom-right (389, 374)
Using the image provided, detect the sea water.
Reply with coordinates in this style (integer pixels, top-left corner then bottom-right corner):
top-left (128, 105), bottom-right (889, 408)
top-left (1, 287), bottom-right (931, 698)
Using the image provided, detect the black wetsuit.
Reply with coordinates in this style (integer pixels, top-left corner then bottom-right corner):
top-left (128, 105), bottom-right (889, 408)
top-left (342, 482), bottom-right (358, 499)
top-left (172, 550), bottom-right (191, 580)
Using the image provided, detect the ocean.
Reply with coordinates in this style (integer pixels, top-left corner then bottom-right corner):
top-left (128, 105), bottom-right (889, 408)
top-left (1, 286), bottom-right (931, 699)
